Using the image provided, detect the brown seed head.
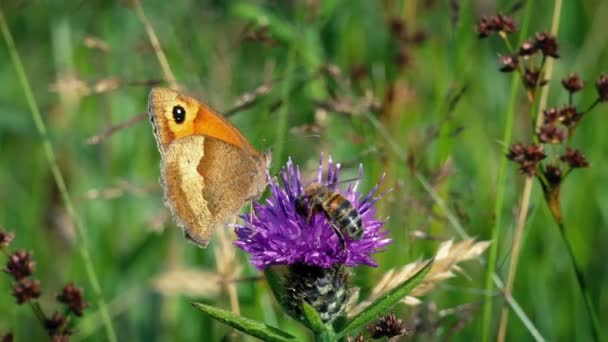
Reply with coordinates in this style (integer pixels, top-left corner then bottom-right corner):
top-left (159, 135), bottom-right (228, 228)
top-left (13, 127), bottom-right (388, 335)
top-left (506, 143), bottom-right (526, 163)
top-left (562, 73), bottom-right (584, 93)
top-left (535, 32), bottom-right (559, 58)
top-left (0, 229), bottom-right (14, 249)
top-left (537, 124), bottom-right (565, 144)
top-left (476, 14), bottom-right (516, 38)
top-left (346, 333), bottom-right (366, 342)
top-left (51, 335), bottom-right (69, 342)
top-left (410, 29), bottom-right (427, 44)
top-left (475, 16), bottom-right (492, 38)
top-left (499, 54), bottom-right (519, 72)
top-left (12, 278), bottom-right (41, 304)
top-left (523, 67), bottom-right (547, 89)
top-left (560, 105), bottom-right (582, 127)
top-left (496, 14), bottom-right (516, 34)
top-left (525, 144), bottom-right (547, 162)
top-left (518, 40), bottom-right (538, 57)
top-left (389, 17), bottom-right (406, 37)
top-left (57, 283), bottom-right (88, 316)
top-left (4, 250), bottom-right (35, 280)
top-left (350, 64), bottom-right (369, 82)
top-left (1, 333), bottom-right (13, 342)
top-left (596, 74), bottom-right (608, 102)
top-left (45, 311), bottom-right (69, 337)
top-left (368, 312), bottom-right (408, 339)
top-left (543, 107), bottom-right (561, 124)
top-left (507, 143), bottom-right (546, 176)
top-left (544, 164), bottom-right (562, 185)
top-left (560, 148), bottom-right (590, 168)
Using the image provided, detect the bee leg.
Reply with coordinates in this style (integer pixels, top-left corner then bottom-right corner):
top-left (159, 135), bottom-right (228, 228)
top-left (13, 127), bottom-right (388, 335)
top-left (306, 205), bottom-right (314, 224)
top-left (329, 222), bottom-right (346, 250)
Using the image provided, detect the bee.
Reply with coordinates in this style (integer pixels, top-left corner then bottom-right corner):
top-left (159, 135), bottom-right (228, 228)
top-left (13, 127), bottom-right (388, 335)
top-left (295, 183), bottom-right (364, 248)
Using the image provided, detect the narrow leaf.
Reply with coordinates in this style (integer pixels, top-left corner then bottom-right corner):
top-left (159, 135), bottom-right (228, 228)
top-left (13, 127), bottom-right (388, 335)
top-left (192, 302), bottom-right (296, 342)
top-left (336, 259), bottom-right (434, 338)
top-left (301, 301), bottom-right (325, 333)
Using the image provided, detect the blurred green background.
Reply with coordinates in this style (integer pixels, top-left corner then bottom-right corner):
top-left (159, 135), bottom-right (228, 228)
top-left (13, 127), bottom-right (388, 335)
top-left (1, 0), bottom-right (607, 341)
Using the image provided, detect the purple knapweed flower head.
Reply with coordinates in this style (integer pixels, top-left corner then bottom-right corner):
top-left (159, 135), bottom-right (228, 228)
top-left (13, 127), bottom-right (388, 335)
top-left (234, 155), bottom-right (392, 270)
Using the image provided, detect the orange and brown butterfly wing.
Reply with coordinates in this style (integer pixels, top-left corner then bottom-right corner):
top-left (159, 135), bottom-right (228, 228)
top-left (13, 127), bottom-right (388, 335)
top-left (148, 87), bottom-right (259, 155)
top-left (161, 135), bottom-right (269, 247)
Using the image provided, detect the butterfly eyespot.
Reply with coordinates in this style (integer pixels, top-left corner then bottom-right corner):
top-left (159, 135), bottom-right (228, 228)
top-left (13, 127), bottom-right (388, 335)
top-left (172, 105), bottom-right (186, 124)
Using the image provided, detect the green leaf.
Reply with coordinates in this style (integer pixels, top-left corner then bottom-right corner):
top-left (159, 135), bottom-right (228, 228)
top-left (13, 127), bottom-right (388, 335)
top-left (301, 301), bottom-right (325, 333)
top-left (336, 259), bottom-right (434, 338)
top-left (192, 302), bottom-right (296, 342)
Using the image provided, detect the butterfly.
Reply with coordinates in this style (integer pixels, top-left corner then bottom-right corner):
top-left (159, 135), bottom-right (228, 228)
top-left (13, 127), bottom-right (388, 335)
top-left (148, 88), bottom-right (270, 247)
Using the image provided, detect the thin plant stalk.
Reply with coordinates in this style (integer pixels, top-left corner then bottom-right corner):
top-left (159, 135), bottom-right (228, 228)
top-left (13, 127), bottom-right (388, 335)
top-left (0, 9), bottom-right (117, 342)
top-left (496, 1), bottom-right (563, 341)
top-left (496, 179), bottom-right (533, 342)
top-left (132, 0), bottom-right (179, 90)
top-left (481, 3), bottom-right (533, 341)
top-left (554, 220), bottom-right (602, 341)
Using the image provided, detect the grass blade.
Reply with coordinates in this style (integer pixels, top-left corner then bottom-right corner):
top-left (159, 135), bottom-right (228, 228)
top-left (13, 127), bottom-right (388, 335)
top-left (192, 302), bottom-right (296, 342)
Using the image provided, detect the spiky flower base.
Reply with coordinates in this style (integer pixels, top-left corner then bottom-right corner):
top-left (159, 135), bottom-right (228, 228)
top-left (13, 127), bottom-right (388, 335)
top-left (284, 264), bottom-right (349, 324)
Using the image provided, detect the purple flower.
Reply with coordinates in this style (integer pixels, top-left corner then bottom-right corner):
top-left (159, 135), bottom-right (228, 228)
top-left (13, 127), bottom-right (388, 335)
top-left (234, 155), bottom-right (392, 270)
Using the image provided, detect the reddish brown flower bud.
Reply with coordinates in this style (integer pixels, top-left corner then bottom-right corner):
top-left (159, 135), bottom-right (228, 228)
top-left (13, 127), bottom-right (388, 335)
top-left (12, 278), bottom-right (41, 304)
top-left (499, 54), bottom-right (519, 72)
top-left (389, 18), bottom-right (405, 37)
top-left (51, 335), bottom-right (69, 342)
top-left (410, 29), bottom-right (427, 44)
top-left (1, 333), bottom-right (13, 342)
top-left (45, 311), bottom-right (69, 337)
top-left (523, 67), bottom-right (547, 89)
top-left (562, 73), bottom-right (584, 93)
top-left (535, 32), bottom-right (559, 58)
top-left (538, 124), bottom-right (565, 144)
top-left (475, 17), bottom-right (492, 38)
top-left (350, 64), bottom-right (369, 82)
top-left (4, 250), bottom-right (35, 280)
top-left (57, 283), bottom-right (88, 316)
top-left (368, 312), bottom-right (408, 339)
top-left (476, 14), bottom-right (516, 38)
top-left (346, 333), bottom-right (366, 342)
top-left (596, 74), bottom-right (608, 102)
top-left (0, 229), bottom-right (14, 249)
top-left (395, 49), bottom-right (411, 68)
top-left (525, 144), bottom-right (547, 162)
top-left (496, 14), bottom-right (516, 34)
top-left (518, 40), bottom-right (538, 57)
top-left (543, 107), bottom-right (561, 124)
top-left (560, 148), bottom-right (590, 168)
top-left (506, 143), bottom-right (526, 162)
top-left (560, 105), bottom-right (582, 127)
top-left (544, 164), bottom-right (562, 185)
top-left (508, 143), bottom-right (546, 176)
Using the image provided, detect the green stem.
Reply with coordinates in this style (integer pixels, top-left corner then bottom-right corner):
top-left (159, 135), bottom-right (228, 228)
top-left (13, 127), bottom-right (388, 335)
top-left (314, 325), bottom-right (336, 342)
top-left (555, 219), bottom-right (602, 342)
top-left (480, 63), bottom-right (521, 342)
top-left (0, 9), bottom-right (117, 342)
top-left (481, 3), bottom-right (533, 341)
